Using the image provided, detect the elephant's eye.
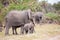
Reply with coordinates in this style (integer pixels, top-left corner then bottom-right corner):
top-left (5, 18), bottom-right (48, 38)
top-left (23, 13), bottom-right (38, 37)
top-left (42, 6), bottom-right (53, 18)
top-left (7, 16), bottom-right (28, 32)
top-left (40, 17), bottom-right (42, 19)
top-left (30, 28), bottom-right (31, 30)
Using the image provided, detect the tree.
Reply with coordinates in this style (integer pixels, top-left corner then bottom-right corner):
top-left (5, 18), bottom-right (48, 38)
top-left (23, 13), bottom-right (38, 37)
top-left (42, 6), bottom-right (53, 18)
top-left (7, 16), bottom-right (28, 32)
top-left (53, 1), bottom-right (60, 11)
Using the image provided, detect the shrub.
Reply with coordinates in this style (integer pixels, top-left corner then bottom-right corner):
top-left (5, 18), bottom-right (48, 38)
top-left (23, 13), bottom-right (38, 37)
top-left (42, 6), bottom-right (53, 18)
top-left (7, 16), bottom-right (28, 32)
top-left (45, 12), bottom-right (60, 21)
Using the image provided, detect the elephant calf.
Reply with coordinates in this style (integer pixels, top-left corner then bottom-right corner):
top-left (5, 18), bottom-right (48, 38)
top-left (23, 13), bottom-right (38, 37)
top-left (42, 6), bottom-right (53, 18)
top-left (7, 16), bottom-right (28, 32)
top-left (23, 22), bottom-right (35, 34)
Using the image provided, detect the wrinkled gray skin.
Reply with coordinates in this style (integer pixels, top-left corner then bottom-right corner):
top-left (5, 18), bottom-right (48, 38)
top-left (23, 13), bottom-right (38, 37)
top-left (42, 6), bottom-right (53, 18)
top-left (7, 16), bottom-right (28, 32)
top-left (23, 21), bottom-right (35, 34)
top-left (5, 9), bottom-right (33, 35)
top-left (32, 12), bottom-right (43, 24)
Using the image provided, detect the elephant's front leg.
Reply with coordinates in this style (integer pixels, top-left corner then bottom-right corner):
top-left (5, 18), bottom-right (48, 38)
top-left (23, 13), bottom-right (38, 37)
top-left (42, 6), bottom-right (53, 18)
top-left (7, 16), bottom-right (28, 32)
top-left (31, 27), bottom-right (34, 33)
top-left (15, 28), bottom-right (18, 35)
top-left (12, 27), bottom-right (15, 35)
top-left (28, 28), bottom-right (31, 34)
top-left (20, 27), bottom-right (24, 35)
top-left (33, 18), bottom-right (36, 25)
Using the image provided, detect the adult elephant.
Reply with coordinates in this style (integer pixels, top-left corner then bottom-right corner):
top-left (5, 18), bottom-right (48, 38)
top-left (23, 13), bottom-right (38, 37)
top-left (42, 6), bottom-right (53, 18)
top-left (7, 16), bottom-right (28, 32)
top-left (5, 9), bottom-right (33, 35)
top-left (32, 12), bottom-right (44, 24)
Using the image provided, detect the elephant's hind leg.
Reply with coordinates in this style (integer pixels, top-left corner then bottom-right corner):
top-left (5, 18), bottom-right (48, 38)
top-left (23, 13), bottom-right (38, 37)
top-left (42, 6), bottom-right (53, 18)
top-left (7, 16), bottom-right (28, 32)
top-left (5, 23), bottom-right (10, 35)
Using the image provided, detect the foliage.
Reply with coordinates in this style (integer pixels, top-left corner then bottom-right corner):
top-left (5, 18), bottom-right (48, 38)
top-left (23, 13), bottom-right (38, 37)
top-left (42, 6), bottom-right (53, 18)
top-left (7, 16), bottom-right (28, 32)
top-left (8, 4), bottom-right (28, 10)
top-left (45, 12), bottom-right (60, 21)
top-left (0, 3), bottom-right (3, 9)
top-left (53, 1), bottom-right (60, 10)
top-left (0, 8), bottom-right (8, 22)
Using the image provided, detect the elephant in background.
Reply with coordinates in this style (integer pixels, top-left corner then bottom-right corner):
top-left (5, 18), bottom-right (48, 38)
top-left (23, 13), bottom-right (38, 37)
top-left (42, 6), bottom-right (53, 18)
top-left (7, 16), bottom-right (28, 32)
top-left (32, 12), bottom-right (44, 24)
top-left (4, 9), bottom-right (34, 35)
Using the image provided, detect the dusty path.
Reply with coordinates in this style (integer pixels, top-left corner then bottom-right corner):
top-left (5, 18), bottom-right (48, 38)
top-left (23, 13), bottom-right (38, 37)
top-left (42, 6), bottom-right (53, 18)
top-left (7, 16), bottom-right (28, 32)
top-left (0, 24), bottom-right (60, 40)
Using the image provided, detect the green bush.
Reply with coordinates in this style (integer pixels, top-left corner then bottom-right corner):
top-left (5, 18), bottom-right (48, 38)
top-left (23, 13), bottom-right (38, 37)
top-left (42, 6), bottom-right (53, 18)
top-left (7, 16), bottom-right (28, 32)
top-left (0, 3), bottom-right (3, 9)
top-left (0, 8), bottom-right (8, 22)
top-left (45, 12), bottom-right (60, 21)
top-left (8, 3), bottom-right (29, 11)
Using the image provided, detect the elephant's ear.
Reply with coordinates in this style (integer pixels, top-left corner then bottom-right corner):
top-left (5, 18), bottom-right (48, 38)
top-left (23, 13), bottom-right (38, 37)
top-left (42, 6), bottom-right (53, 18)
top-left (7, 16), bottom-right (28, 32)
top-left (26, 9), bottom-right (32, 19)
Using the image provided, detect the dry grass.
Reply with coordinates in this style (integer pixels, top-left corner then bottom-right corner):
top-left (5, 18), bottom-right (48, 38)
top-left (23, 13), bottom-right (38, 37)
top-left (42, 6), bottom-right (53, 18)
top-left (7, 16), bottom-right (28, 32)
top-left (0, 24), bottom-right (60, 40)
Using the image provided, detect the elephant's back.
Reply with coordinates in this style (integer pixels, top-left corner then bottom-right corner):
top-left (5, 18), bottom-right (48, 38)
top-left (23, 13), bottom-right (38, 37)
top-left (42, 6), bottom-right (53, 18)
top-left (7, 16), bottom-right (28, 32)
top-left (6, 10), bottom-right (28, 21)
top-left (6, 10), bottom-right (27, 18)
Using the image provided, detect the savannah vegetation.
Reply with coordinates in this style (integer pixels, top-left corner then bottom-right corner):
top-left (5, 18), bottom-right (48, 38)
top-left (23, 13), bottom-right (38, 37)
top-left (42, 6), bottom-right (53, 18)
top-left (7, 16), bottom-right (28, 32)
top-left (0, 0), bottom-right (60, 40)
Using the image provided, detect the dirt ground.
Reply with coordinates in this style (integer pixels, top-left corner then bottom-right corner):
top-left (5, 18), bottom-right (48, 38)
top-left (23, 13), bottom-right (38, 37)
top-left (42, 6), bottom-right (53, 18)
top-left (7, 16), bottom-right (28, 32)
top-left (0, 24), bottom-right (60, 40)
